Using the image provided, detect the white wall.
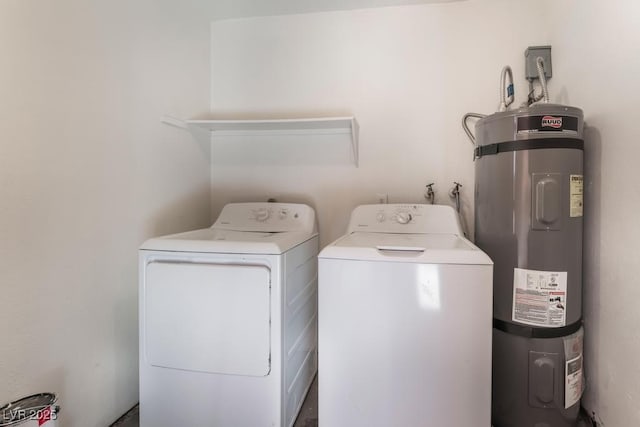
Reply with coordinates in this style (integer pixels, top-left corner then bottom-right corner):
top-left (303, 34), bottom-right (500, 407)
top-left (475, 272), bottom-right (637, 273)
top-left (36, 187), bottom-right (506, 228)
top-left (3, 0), bottom-right (632, 425)
top-left (211, 1), bottom-right (640, 424)
top-left (210, 0), bottom-right (551, 246)
top-left (548, 1), bottom-right (640, 424)
top-left (0, 1), bottom-right (211, 425)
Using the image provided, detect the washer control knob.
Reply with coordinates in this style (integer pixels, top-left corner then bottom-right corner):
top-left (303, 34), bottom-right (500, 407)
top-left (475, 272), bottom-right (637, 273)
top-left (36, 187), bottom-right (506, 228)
top-left (255, 208), bottom-right (270, 222)
top-left (395, 212), bottom-right (412, 224)
top-left (279, 209), bottom-right (288, 220)
top-left (376, 212), bottom-right (386, 223)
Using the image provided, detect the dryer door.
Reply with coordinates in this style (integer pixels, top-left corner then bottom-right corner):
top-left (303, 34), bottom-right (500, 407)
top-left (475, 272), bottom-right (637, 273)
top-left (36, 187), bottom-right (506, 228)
top-left (143, 261), bottom-right (271, 376)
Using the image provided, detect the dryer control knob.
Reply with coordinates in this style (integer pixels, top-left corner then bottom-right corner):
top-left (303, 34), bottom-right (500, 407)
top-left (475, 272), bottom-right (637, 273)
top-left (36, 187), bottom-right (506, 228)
top-left (255, 208), bottom-right (270, 222)
top-left (376, 212), bottom-right (386, 223)
top-left (395, 212), bottom-right (412, 224)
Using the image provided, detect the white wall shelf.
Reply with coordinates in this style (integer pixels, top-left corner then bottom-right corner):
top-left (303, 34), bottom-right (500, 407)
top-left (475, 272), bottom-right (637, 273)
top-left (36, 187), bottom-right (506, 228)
top-left (162, 116), bottom-right (359, 166)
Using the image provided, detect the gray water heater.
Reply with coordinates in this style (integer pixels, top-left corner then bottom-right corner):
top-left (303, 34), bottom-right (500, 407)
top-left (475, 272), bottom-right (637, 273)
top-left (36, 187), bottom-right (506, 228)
top-left (474, 103), bottom-right (585, 427)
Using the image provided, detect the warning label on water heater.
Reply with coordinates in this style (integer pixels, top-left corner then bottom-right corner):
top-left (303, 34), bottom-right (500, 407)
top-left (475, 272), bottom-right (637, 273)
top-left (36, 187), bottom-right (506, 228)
top-left (564, 330), bottom-right (584, 408)
top-left (565, 354), bottom-right (583, 408)
top-left (570, 175), bottom-right (584, 217)
top-left (512, 268), bottom-right (567, 327)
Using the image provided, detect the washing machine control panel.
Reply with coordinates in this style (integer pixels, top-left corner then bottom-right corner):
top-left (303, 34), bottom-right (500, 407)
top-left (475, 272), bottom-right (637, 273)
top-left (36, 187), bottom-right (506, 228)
top-left (373, 206), bottom-right (418, 226)
top-left (213, 203), bottom-right (316, 233)
top-left (251, 206), bottom-right (296, 223)
top-left (347, 204), bottom-right (463, 235)
top-left (375, 209), bottom-right (414, 225)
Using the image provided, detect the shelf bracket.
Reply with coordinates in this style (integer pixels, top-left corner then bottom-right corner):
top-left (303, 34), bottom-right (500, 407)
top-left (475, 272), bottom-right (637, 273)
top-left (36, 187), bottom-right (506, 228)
top-left (351, 118), bottom-right (359, 167)
top-left (161, 115), bottom-right (189, 130)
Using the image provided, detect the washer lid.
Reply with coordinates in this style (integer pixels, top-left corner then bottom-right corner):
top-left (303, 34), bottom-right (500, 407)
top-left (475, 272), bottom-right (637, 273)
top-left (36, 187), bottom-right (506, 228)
top-left (319, 232), bottom-right (492, 265)
top-left (140, 228), bottom-right (315, 254)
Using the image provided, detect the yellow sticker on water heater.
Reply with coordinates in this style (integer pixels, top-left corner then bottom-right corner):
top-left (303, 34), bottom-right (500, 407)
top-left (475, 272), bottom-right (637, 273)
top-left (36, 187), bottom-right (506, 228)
top-left (570, 175), bottom-right (583, 217)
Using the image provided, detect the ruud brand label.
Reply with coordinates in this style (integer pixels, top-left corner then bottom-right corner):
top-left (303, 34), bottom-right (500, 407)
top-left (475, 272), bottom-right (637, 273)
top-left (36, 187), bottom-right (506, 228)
top-left (517, 115), bottom-right (579, 134)
top-left (542, 115), bottom-right (562, 128)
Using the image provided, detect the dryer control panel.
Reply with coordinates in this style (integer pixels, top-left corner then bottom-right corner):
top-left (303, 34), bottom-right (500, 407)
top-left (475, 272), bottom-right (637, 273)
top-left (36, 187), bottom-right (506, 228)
top-left (213, 202), bottom-right (317, 233)
top-left (347, 204), bottom-right (463, 235)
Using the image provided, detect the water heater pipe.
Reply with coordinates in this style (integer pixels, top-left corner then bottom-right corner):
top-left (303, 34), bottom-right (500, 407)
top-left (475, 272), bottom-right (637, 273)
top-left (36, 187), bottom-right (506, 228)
top-left (528, 57), bottom-right (550, 105)
top-left (462, 112), bottom-right (486, 145)
top-left (499, 66), bottom-right (514, 112)
top-left (536, 57), bottom-right (550, 103)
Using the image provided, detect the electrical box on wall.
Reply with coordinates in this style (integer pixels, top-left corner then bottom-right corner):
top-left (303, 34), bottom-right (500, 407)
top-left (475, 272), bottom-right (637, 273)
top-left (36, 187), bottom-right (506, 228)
top-left (525, 45), bottom-right (552, 80)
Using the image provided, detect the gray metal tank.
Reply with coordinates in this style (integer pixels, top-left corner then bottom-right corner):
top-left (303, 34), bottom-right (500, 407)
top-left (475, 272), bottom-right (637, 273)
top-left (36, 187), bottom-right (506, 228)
top-left (474, 103), bottom-right (584, 426)
top-left (493, 327), bottom-right (584, 427)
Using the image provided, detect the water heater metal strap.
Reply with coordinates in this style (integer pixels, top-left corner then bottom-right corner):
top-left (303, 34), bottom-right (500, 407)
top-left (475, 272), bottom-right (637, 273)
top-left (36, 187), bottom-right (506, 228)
top-left (475, 138), bottom-right (584, 159)
top-left (493, 318), bottom-right (583, 339)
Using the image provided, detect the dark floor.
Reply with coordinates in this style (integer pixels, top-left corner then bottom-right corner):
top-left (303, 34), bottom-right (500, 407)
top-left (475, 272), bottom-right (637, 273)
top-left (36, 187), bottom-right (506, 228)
top-left (293, 375), bottom-right (318, 427)
top-left (111, 405), bottom-right (138, 427)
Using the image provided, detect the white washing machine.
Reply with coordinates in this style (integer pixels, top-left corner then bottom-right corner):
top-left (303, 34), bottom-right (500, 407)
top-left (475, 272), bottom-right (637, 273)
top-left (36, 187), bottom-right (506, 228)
top-left (139, 202), bottom-right (319, 427)
top-left (318, 204), bottom-right (493, 427)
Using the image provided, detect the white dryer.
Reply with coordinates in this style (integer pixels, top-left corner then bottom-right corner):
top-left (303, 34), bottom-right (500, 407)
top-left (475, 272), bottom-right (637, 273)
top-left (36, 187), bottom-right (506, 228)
top-left (318, 204), bottom-right (493, 427)
top-left (139, 202), bottom-right (318, 427)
